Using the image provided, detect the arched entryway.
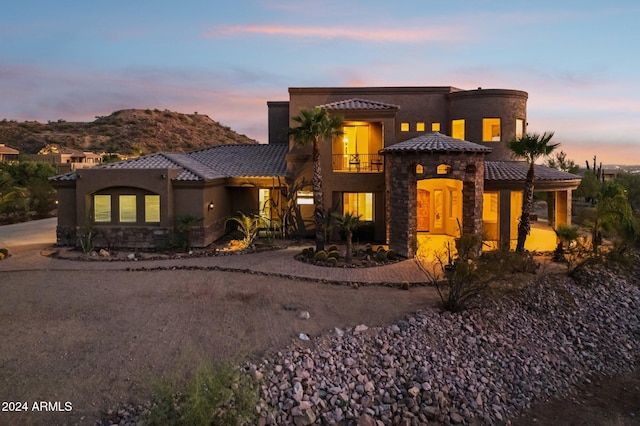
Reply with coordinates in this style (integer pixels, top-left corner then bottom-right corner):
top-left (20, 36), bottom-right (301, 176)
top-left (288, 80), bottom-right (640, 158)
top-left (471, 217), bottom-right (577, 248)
top-left (416, 178), bottom-right (463, 260)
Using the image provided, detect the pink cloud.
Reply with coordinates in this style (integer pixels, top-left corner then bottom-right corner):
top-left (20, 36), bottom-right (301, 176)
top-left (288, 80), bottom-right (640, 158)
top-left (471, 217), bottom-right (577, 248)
top-left (206, 24), bottom-right (467, 43)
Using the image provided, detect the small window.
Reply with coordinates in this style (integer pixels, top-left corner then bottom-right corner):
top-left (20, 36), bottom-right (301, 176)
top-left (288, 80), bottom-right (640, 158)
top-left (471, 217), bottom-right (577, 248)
top-left (483, 118), bottom-right (501, 142)
top-left (343, 192), bottom-right (373, 221)
top-left (431, 122), bottom-right (441, 132)
top-left (451, 119), bottom-right (465, 140)
top-left (119, 195), bottom-right (137, 222)
top-left (416, 122), bottom-right (425, 132)
top-left (94, 195), bottom-right (111, 222)
top-left (259, 189), bottom-right (271, 219)
top-left (483, 192), bottom-right (499, 222)
top-left (296, 190), bottom-right (313, 205)
top-left (516, 119), bottom-right (524, 139)
top-left (401, 122), bottom-right (410, 132)
top-left (437, 164), bottom-right (451, 175)
top-left (145, 195), bottom-right (160, 223)
top-left (415, 164), bottom-right (424, 174)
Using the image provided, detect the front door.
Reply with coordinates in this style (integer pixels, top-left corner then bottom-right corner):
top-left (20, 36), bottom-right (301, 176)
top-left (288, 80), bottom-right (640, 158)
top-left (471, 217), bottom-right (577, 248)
top-left (417, 189), bottom-right (430, 231)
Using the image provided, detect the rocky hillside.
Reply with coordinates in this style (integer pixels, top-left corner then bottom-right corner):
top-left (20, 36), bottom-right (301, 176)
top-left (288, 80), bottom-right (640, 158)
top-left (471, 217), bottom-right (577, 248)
top-left (0, 109), bottom-right (257, 155)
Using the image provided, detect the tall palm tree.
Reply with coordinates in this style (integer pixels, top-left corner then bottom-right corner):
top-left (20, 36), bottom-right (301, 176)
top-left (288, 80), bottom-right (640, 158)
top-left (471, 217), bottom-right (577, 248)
top-left (288, 107), bottom-right (343, 251)
top-left (331, 212), bottom-right (362, 263)
top-left (508, 131), bottom-right (560, 252)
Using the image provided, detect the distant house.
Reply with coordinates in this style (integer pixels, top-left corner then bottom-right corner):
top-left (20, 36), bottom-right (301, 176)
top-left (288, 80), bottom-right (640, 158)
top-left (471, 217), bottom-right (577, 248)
top-left (0, 144), bottom-right (19, 162)
top-left (51, 85), bottom-right (581, 255)
top-left (28, 149), bottom-right (105, 173)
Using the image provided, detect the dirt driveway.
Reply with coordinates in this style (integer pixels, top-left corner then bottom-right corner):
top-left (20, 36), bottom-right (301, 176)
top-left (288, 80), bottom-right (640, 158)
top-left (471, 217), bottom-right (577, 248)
top-left (0, 265), bottom-right (439, 425)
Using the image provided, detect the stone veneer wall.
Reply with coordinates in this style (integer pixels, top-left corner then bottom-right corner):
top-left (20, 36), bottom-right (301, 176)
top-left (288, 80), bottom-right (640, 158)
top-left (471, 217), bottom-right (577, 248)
top-left (91, 226), bottom-right (172, 250)
top-left (385, 151), bottom-right (485, 258)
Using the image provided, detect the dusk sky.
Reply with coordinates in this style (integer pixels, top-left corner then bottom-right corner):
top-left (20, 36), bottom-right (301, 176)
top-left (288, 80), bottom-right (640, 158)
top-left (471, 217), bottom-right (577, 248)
top-left (2, 1), bottom-right (639, 164)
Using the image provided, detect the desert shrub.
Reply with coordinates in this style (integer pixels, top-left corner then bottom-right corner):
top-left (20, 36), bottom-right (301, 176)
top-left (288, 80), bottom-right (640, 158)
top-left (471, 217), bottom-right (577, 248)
top-left (0, 252), bottom-right (5, 260)
top-left (0, 247), bottom-right (9, 257)
top-left (303, 247), bottom-right (315, 259)
top-left (326, 257), bottom-right (338, 267)
top-left (386, 249), bottom-right (397, 261)
top-left (314, 250), bottom-right (328, 262)
top-left (327, 250), bottom-right (340, 259)
top-left (365, 244), bottom-right (374, 256)
top-left (328, 245), bottom-right (338, 252)
top-left (375, 249), bottom-right (387, 262)
top-left (479, 250), bottom-right (539, 274)
top-left (417, 233), bottom-right (505, 312)
top-left (145, 362), bottom-right (257, 426)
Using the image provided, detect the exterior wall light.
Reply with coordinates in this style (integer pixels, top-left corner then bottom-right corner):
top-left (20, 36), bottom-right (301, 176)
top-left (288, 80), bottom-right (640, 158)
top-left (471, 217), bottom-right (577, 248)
top-left (207, 201), bottom-right (215, 211)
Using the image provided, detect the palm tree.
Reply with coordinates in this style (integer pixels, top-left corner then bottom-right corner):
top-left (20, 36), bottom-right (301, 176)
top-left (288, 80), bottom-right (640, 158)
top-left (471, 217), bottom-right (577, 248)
top-left (331, 212), bottom-right (362, 263)
top-left (508, 131), bottom-right (560, 252)
top-left (288, 107), bottom-right (343, 251)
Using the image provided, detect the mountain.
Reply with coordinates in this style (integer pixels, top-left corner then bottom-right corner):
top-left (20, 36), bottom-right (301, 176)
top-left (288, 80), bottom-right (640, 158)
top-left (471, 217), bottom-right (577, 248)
top-left (0, 109), bottom-right (258, 155)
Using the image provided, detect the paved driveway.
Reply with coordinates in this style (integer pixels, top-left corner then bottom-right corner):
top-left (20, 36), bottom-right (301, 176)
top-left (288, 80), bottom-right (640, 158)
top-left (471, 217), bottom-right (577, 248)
top-left (0, 217), bottom-right (56, 248)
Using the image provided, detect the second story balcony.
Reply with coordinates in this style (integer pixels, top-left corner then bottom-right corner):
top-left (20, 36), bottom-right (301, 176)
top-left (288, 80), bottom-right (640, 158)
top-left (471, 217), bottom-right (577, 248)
top-left (332, 153), bottom-right (384, 173)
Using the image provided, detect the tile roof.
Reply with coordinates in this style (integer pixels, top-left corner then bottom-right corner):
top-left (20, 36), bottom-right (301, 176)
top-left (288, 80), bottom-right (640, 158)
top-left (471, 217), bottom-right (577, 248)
top-left (0, 144), bottom-right (19, 155)
top-left (383, 132), bottom-right (492, 153)
top-left (318, 98), bottom-right (400, 111)
top-left (187, 144), bottom-right (289, 179)
top-left (49, 144), bottom-right (288, 182)
top-left (485, 161), bottom-right (582, 182)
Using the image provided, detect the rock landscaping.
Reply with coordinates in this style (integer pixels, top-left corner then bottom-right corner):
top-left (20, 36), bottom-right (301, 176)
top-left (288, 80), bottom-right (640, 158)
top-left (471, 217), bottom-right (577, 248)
top-left (249, 266), bottom-right (639, 425)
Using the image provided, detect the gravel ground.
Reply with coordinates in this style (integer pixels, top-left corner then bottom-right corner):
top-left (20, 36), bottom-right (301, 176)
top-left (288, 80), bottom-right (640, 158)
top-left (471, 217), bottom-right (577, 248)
top-left (101, 259), bottom-right (639, 425)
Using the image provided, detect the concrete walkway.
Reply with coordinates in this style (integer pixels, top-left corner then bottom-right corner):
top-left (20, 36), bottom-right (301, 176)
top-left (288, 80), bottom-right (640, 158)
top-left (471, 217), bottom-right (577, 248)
top-left (0, 219), bottom-right (428, 285)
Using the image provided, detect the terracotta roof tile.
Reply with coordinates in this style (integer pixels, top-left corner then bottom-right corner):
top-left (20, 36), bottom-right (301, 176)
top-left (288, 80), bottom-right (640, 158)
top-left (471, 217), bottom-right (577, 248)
top-left (319, 98), bottom-right (400, 111)
top-left (383, 132), bottom-right (492, 153)
top-left (485, 161), bottom-right (582, 181)
top-left (49, 144), bottom-right (288, 182)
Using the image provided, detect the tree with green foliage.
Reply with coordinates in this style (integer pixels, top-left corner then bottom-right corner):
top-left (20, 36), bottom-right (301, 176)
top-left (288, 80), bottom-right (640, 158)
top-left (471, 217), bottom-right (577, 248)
top-left (614, 172), bottom-right (640, 212)
top-left (587, 180), bottom-right (636, 253)
top-left (288, 108), bottom-right (343, 252)
top-left (508, 131), bottom-right (560, 252)
top-left (546, 150), bottom-right (579, 174)
top-left (331, 211), bottom-right (362, 263)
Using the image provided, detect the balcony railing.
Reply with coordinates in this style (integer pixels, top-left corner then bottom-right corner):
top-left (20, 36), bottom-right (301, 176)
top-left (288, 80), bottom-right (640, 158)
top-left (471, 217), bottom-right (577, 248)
top-left (332, 154), bottom-right (384, 173)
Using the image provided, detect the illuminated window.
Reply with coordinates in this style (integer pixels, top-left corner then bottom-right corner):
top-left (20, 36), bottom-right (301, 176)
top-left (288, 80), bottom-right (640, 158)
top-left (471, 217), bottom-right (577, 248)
top-left (94, 195), bottom-right (111, 222)
top-left (431, 122), bottom-right (441, 132)
top-left (451, 119), bottom-right (465, 140)
top-left (516, 119), bottom-right (524, 139)
top-left (259, 189), bottom-right (271, 219)
top-left (119, 195), bottom-right (137, 222)
top-left (401, 122), bottom-right (410, 132)
top-left (296, 190), bottom-right (313, 205)
top-left (437, 164), bottom-right (451, 175)
top-left (144, 195), bottom-right (160, 223)
top-left (415, 164), bottom-right (424, 174)
top-left (343, 192), bottom-right (373, 221)
top-left (448, 188), bottom-right (459, 219)
top-left (483, 192), bottom-right (499, 222)
top-left (483, 118), bottom-right (501, 142)
top-left (416, 122), bottom-right (425, 132)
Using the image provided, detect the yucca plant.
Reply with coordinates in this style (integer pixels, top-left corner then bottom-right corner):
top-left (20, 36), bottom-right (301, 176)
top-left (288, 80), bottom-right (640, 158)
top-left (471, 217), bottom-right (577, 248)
top-left (225, 212), bottom-right (264, 250)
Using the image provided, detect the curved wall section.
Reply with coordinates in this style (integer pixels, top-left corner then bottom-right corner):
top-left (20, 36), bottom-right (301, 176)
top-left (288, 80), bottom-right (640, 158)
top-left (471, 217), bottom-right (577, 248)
top-left (449, 89), bottom-right (528, 161)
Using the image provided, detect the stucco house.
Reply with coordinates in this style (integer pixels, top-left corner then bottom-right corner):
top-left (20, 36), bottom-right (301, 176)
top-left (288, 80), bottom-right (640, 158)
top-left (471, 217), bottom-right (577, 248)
top-left (51, 86), bottom-right (581, 257)
top-left (0, 144), bottom-right (19, 162)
